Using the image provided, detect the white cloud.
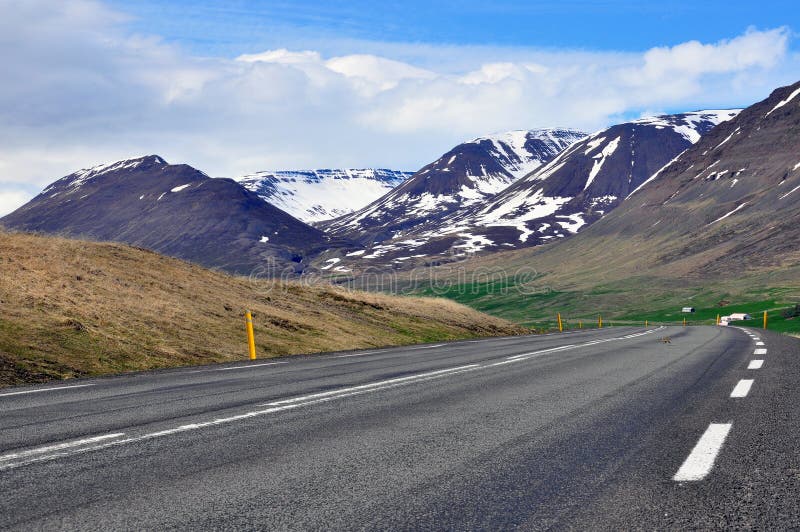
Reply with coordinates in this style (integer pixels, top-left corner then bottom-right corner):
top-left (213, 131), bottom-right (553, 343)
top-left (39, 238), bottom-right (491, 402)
top-left (0, 190), bottom-right (35, 218)
top-left (0, 0), bottom-right (797, 218)
top-left (638, 28), bottom-right (789, 80)
top-left (237, 49), bottom-right (322, 65)
top-left (325, 54), bottom-right (435, 93)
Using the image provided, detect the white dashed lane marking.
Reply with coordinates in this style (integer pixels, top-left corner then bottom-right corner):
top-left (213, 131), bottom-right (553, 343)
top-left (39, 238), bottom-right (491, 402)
top-left (673, 423), bottom-right (733, 481)
top-left (754, 348), bottom-right (767, 355)
top-left (730, 379), bottom-right (754, 398)
top-left (748, 360), bottom-right (764, 369)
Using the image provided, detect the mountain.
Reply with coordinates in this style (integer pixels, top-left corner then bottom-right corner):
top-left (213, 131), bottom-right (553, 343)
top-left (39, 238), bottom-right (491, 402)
top-left (235, 168), bottom-right (412, 223)
top-left (318, 112), bottom-right (738, 271)
top-left (0, 155), bottom-right (339, 275)
top-left (317, 128), bottom-right (586, 252)
top-left (428, 80), bottom-right (800, 324)
top-left (446, 110), bottom-right (741, 246)
top-left (584, 82), bottom-right (800, 275)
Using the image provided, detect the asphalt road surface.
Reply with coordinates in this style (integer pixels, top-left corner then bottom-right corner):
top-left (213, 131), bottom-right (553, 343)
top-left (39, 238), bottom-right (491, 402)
top-left (1, 325), bottom-right (798, 530)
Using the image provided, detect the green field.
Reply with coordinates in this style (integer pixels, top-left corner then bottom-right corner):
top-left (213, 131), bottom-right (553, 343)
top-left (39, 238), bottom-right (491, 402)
top-left (417, 277), bottom-right (800, 334)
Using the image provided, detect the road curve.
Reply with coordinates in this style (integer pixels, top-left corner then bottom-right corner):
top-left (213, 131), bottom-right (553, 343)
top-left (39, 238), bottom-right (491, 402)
top-left (0, 325), bottom-right (797, 530)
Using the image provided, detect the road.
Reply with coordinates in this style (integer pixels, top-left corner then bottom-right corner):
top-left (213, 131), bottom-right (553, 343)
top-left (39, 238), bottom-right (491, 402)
top-left (0, 325), bottom-right (798, 530)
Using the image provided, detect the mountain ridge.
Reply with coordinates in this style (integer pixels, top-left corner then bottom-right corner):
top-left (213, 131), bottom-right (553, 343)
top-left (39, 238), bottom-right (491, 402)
top-left (1, 155), bottom-right (341, 275)
top-left (317, 111), bottom-right (738, 271)
top-left (318, 128), bottom-right (587, 254)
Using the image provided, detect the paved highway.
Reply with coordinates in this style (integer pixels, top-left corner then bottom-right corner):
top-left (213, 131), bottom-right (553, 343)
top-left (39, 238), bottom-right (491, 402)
top-left (0, 325), bottom-right (797, 530)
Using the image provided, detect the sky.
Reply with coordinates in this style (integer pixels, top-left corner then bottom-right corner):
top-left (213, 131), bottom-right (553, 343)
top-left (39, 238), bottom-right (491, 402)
top-left (1, 0), bottom-right (800, 216)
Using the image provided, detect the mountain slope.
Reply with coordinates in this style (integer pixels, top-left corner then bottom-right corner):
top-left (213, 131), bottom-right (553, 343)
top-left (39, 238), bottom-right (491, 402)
top-left (0, 231), bottom-right (525, 386)
top-left (318, 129), bottom-right (587, 245)
top-left (420, 81), bottom-right (800, 324)
top-left (236, 168), bottom-right (412, 223)
top-left (0, 156), bottom-right (338, 275)
top-left (319, 112), bottom-right (737, 271)
top-left (451, 110), bottom-right (740, 246)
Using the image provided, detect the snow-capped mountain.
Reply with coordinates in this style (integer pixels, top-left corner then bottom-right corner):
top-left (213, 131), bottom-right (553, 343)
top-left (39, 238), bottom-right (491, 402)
top-left (454, 110), bottom-right (741, 245)
top-left (1, 155), bottom-right (341, 275)
top-left (316, 111), bottom-right (739, 271)
top-left (236, 169), bottom-right (412, 223)
top-left (318, 128), bottom-right (587, 245)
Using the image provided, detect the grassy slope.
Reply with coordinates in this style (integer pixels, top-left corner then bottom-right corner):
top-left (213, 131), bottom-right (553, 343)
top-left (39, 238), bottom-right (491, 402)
top-left (409, 229), bottom-right (800, 333)
top-left (0, 232), bottom-right (526, 387)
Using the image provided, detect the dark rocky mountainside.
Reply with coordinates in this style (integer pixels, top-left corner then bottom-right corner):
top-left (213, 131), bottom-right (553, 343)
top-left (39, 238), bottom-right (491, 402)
top-left (595, 81), bottom-right (800, 274)
top-left (483, 80), bottom-right (800, 282)
top-left (1, 156), bottom-right (340, 275)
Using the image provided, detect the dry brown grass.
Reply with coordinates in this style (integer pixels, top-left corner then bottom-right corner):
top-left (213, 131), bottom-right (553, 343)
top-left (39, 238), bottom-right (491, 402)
top-left (0, 231), bottom-right (526, 386)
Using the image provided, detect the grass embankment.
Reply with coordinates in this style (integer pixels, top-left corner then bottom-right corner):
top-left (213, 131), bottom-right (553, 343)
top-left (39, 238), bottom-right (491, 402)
top-left (0, 232), bottom-right (526, 387)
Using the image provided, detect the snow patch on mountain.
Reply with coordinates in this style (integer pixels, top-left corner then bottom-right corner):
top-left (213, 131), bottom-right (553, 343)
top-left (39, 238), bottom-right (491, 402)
top-left (236, 168), bottom-right (412, 222)
top-left (473, 128), bottom-right (586, 179)
top-left (765, 87), bottom-right (800, 117)
top-left (585, 136), bottom-right (621, 190)
top-left (43, 156), bottom-right (168, 196)
top-left (633, 110), bottom-right (739, 143)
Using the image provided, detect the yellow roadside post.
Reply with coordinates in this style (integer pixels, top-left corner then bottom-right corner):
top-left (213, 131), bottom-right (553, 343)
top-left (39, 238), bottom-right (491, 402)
top-left (645, 320), bottom-right (648, 327)
top-left (579, 321), bottom-right (583, 329)
top-left (764, 311), bottom-right (768, 330)
top-left (557, 313), bottom-right (563, 332)
top-left (683, 317), bottom-right (687, 327)
top-left (598, 315), bottom-right (603, 328)
top-left (245, 311), bottom-right (257, 360)
top-left (716, 314), bottom-right (721, 325)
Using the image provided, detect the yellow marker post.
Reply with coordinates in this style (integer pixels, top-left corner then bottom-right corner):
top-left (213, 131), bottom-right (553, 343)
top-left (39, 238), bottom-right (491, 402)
top-left (645, 320), bottom-right (648, 327)
top-left (245, 311), bottom-right (257, 360)
top-left (763, 311), bottom-right (768, 330)
top-left (557, 313), bottom-right (563, 332)
top-left (579, 321), bottom-right (583, 329)
top-left (716, 314), bottom-right (721, 326)
top-left (683, 317), bottom-right (687, 327)
top-left (598, 315), bottom-right (603, 328)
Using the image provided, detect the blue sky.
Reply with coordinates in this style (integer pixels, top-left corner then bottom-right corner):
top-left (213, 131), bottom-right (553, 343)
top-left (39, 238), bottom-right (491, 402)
top-left (110, 0), bottom-right (800, 56)
top-left (1, 0), bottom-right (799, 215)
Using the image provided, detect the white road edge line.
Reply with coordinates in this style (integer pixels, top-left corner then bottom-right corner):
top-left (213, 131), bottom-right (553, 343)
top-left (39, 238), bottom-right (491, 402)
top-left (754, 348), bottom-right (767, 355)
top-left (0, 366), bottom-right (483, 471)
top-left (0, 384), bottom-right (95, 398)
top-left (335, 351), bottom-right (380, 358)
top-left (0, 433), bottom-right (125, 462)
top-left (263, 364), bottom-right (481, 406)
top-left (748, 360), bottom-right (764, 369)
top-left (506, 327), bottom-right (663, 362)
top-left (730, 379), bottom-right (754, 398)
top-left (673, 423), bottom-right (732, 481)
top-left (216, 362), bottom-right (287, 371)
